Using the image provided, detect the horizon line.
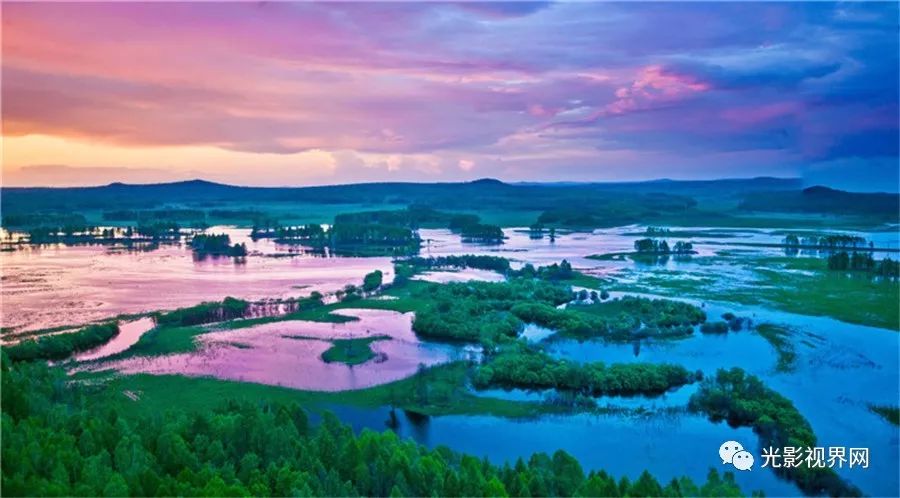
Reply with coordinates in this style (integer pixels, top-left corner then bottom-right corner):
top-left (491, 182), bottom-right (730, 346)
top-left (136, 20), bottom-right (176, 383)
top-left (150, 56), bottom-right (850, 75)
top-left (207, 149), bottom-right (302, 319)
top-left (1, 175), bottom-right (806, 190)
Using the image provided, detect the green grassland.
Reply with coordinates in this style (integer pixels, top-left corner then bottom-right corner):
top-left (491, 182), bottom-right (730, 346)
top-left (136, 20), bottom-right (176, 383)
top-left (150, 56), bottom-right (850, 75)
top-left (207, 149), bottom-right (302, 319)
top-left (611, 255), bottom-right (899, 331)
top-left (320, 336), bottom-right (389, 365)
top-left (280, 334), bottom-right (392, 366)
top-left (79, 362), bottom-right (558, 419)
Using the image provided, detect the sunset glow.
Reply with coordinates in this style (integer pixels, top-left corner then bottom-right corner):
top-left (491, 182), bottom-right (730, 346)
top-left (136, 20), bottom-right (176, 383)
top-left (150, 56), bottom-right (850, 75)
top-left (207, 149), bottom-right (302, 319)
top-left (3, 2), bottom-right (898, 189)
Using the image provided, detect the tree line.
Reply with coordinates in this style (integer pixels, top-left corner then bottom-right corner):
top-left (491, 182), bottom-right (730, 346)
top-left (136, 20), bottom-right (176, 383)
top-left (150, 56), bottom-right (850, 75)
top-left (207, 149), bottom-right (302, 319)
top-left (633, 238), bottom-right (694, 255)
top-left (689, 368), bottom-right (860, 497)
top-left (1, 357), bottom-right (748, 497)
top-left (5, 323), bottom-right (119, 362)
top-left (474, 348), bottom-right (698, 397)
top-left (190, 234), bottom-right (248, 257)
top-left (827, 251), bottom-right (899, 279)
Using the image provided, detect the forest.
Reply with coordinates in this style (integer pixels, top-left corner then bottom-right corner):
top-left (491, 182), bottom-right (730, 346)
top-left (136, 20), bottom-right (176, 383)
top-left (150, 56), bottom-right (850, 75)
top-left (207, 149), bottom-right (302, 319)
top-left (1, 357), bottom-right (749, 497)
top-left (474, 348), bottom-right (697, 397)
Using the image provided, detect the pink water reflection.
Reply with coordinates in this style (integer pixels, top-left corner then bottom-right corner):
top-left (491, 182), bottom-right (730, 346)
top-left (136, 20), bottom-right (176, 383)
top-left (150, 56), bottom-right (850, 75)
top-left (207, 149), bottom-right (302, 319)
top-left (2, 226), bottom-right (393, 332)
top-left (75, 317), bottom-right (157, 361)
top-left (88, 309), bottom-right (459, 391)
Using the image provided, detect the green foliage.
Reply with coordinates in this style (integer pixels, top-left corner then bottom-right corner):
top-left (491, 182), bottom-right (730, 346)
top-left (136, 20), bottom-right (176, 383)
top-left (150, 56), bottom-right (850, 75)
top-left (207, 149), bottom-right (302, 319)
top-left (5, 323), bottom-right (119, 362)
top-left (252, 223), bottom-right (325, 242)
top-left (515, 260), bottom-right (575, 281)
top-left (156, 297), bottom-right (251, 328)
top-left (410, 279), bottom-right (571, 343)
top-left (399, 255), bottom-right (512, 274)
top-left (319, 336), bottom-right (390, 366)
top-left (474, 348), bottom-right (697, 396)
top-left (868, 404), bottom-right (899, 426)
top-left (104, 209), bottom-right (206, 223)
top-left (510, 302), bottom-right (605, 337)
top-left (2, 212), bottom-right (88, 228)
top-left (329, 223), bottom-right (420, 253)
top-left (565, 296), bottom-right (706, 340)
top-left (363, 270), bottom-right (384, 292)
top-left (189, 233), bottom-right (247, 257)
top-left (134, 222), bottom-right (182, 240)
top-left (1, 358), bottom-right (745, 497)
top-left (634, 238), bottom-right (693, 254)
top-left (459, 223), bottom-right (505, 243)
top-left (689, 368), bottom-right (860, 497)
top-left (333, 205), bottom-right (452, 228)
top-left (827, 251), bottom-right (898, 279)
top-left (448, 214), bottom-right (481, 231)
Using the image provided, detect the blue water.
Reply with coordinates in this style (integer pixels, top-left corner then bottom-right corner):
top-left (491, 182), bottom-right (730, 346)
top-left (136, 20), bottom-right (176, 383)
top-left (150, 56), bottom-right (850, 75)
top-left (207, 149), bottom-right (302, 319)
top-left (326, 404), bottom-right (798, 496)
top-left (320, 288), bottom-right (899, 496)
top-left (546, 293), bottom-right (900, 496)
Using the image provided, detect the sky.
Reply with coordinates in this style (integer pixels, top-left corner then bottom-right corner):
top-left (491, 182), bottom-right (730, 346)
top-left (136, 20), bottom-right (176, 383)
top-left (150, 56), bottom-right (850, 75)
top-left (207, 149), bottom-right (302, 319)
top-left (2, 2), bottom-right (898, 191)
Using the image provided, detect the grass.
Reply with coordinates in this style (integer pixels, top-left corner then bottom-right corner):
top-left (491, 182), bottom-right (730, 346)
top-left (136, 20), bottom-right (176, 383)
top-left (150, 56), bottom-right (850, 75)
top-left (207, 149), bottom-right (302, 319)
top-left (84, 362), bottom-right (558, 419)
top-left (321, 336), bottom-right (390, 365)
top-left (754, 258), bottom-right (899, 330)
top-left (282, 334), bottom-right (392, 366)
top-left (215, 307), bottom-right (359, 331)
top-left (111, 324), bottom-right (208, 358)
top-left (869, 404), bottom-right (900, 426)
top-left (612, 255), bottom-right (899, 331)
top-left (566, 271), bottom-right (612, 289)
top-left (754, 324), bottom-right (797, 372)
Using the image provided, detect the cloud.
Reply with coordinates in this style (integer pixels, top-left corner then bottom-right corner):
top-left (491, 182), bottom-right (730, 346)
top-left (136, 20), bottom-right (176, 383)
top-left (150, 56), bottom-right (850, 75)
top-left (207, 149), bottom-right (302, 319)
top-left (3, 165), bottom-right (193, 187)
top-left (1, 2), bottom-right (897, 189)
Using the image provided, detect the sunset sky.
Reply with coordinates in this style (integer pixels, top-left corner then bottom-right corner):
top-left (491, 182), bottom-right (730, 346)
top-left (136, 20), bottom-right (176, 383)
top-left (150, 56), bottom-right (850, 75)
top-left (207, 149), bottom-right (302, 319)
top-left (2, 2), bottom-right (898, 190)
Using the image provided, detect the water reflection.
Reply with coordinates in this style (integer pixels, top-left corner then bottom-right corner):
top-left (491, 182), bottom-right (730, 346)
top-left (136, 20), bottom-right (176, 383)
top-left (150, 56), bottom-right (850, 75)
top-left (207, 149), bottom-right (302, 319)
top-left (323, 404), bottom-right (798, 496)
top-left (75, 317), bottom-right (157, 362)
top-left (85, 309), bottom-right (461, 391)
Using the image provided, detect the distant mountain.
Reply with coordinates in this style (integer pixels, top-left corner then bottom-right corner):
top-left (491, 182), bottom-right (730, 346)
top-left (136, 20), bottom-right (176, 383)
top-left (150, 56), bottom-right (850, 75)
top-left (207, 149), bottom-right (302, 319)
top-left (739, 185), bottom-right (900, 216)
top-left (515, 176), bottom-right (801, 194)
top-left (6, 176), bottom-right (893, 220)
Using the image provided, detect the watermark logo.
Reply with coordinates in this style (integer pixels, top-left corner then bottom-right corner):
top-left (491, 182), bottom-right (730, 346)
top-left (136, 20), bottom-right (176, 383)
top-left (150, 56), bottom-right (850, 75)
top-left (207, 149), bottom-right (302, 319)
top-left (719, 441), bottom-right (754, 471)
top-left (761, 446), bottom-right (869, 469)
top-left (720, 442), bottom-right (869, 472)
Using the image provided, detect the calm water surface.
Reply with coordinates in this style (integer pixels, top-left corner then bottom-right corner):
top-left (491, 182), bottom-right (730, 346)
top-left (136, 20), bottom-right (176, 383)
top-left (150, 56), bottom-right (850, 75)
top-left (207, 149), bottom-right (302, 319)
top-left (88, 309), bottom-right (459, 391)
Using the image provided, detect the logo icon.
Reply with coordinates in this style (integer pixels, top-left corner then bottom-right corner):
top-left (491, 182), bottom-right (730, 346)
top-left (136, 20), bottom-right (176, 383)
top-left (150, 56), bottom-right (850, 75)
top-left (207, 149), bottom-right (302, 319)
top-left (719, 441), bottom-right (754, 471)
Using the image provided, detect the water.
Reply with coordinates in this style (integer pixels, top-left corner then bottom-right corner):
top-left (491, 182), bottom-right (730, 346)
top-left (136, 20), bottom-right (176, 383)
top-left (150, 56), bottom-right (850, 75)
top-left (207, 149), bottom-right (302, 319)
top-left (412, 268), bottom-right (507, 284)
top-left (3, 224), bottom-right (898, 495)
top-left (519, 323), bottom-right (556, 343)
top-left (75, 317), bottom-right (157, 361)
top-left (4, 225), bottom-right (897, 333)
top-left (84, 309), bottom-right (460, 391)
top-left (547, 293), bottom-right (900, 496)
top-left (1, 226), bottom-right (394, 333)
top-left (327, 404), bottom-right (798, 496)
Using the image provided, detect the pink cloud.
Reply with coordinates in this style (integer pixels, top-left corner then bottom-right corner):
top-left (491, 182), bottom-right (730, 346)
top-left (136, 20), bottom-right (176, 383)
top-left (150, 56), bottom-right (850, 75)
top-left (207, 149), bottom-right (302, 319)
top-left (605, 65), bottom-right (711, 115)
